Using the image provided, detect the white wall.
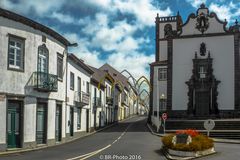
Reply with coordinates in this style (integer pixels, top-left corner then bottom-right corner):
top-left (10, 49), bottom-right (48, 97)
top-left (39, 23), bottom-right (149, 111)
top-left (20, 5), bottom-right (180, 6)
top-left (181, 14), bottom-right (226, 36)
top-left (0, 16), bottom-right (67, 101)
top-left (24, 97), bottom-right (37, 142)
top-left (47, 100), bottom-right (56, 140)
top-left (159, 41), bottom-right (168, 61)
top-left (153, 66), bottom-right (167, 113)
top-left (67, 59), bottom-right (92, 133)
top-left (0, 97), bottom-right (6, 144)
top-left (172, 35), bottom-right (234, 110)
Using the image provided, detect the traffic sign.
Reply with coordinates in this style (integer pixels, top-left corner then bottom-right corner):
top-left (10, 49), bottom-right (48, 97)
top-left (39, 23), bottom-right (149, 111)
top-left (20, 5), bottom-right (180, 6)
top-left (162, 113), bottom-right (168, 120)
top-left (204, 119), bottom-right (215, 136)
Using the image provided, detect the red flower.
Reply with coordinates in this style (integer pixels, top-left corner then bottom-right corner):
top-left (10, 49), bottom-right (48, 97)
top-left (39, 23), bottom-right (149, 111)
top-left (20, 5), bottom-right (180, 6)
top-left (176, 129), bottom-right (199, 137)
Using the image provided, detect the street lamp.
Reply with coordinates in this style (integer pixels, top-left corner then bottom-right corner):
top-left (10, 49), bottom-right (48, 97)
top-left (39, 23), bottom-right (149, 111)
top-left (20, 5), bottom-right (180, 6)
top-left (157, 94), bottom-right (165, 132)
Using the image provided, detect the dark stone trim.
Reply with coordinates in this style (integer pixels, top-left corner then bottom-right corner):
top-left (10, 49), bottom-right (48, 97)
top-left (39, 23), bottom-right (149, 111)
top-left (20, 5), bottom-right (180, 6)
top-left (234, 33), bottom-right (240, 110)
top-left (209, 12), bottom-right (228, 32)
top-left (180, 11), bottom-right (228, 33)
top-left (148, 65), bottom-right (154, 123)
top-left (7, 34), bottom-right (25, 72)
top-left (167, 39), bottom-right (173, 111)
top-left (159, 32), bottom-right (233, 41)
top-left (155, 15), bottom-right (160, 62)
top-left (0, 7), bottom-right (71, 46)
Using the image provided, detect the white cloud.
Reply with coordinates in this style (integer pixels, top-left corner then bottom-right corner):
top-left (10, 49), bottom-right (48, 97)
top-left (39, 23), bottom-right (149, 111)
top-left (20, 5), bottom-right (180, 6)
top-left (0, 0), bottom-right (65, 16)
top-left (185, 0), bottom-right (206, 8)
top-left (113, 0), bottom-right (172, 27)
top-left (209, 2), bottom-right (240, 22)
top-left (63, 0), bottom-right (172, 27)
top-left (64, 33), bottom-right (104, 68)
top-left (107, 52), bottom-right (154, 79)
top-left (51, 12), bottom-right (75, 24)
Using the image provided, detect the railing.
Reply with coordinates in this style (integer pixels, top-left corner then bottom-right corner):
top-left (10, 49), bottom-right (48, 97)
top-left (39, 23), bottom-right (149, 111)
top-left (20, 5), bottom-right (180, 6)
top-left (74, 91), bottom-right (90, 105)
top-left (106, 97), bottom-right (113, 105)
top-left (32, 72), bottom-right (58, 92)
top-left (159, 16), bottom-right (177, 22)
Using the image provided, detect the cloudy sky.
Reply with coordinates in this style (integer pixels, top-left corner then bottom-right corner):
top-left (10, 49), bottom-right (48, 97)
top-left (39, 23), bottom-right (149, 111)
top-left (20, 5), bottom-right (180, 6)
top-left (1, 0), bottom-right (240, 79)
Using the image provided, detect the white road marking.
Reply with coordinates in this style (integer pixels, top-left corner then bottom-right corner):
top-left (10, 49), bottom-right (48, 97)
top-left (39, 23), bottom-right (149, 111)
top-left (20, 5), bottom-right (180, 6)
top-left (66, 118), bottom-right (137, 160)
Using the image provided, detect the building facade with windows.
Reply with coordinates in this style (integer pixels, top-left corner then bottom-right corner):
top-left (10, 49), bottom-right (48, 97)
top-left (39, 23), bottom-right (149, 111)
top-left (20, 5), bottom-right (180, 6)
top-left (0, 7), bottom-right (139, 152)
top-left (66, 54), bottom-right (93, 138)
top-left (0, 8), bottom-right (72, 151)
top-left (150, 4), bottom-right (240, 119)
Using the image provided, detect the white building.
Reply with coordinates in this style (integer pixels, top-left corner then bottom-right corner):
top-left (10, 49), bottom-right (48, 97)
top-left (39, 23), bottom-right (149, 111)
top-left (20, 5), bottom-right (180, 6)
top-left (88, 66), bottom-right (108, 129)
top-left (150, 4), bottom-right (240, 119)
top-left (66, 54), bottom-right (93, 138)
top-left (0, 8), bottom-right (73, 151)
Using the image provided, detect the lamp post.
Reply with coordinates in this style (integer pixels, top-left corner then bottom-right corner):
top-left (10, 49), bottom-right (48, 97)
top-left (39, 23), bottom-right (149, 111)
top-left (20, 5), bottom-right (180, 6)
top-left (157, 94), bottom-right (165, 132)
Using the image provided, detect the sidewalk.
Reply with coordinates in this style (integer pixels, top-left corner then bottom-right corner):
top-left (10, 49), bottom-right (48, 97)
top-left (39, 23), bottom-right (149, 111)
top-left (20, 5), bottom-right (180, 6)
top-left (146, 123), bottom-right (240, 144)
top-left (0, 115), bottom-right (136, 156)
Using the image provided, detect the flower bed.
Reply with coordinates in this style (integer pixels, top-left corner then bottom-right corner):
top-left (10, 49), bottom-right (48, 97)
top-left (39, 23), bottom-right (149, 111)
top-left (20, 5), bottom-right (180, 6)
top-left (162, 129), bottom-right (214, 152)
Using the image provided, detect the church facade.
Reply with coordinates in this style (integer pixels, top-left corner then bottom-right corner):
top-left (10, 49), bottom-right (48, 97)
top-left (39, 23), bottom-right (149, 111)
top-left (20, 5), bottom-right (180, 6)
top-left (150, 4), bottom-right (240, 119)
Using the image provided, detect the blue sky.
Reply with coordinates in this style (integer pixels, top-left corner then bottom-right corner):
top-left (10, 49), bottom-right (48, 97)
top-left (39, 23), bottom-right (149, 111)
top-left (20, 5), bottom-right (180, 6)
top-left (1, 0), bottom-right (240, 79)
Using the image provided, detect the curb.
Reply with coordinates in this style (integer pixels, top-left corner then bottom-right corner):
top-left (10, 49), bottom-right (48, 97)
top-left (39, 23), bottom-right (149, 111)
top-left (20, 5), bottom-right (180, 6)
top-left (0, 115), bottom-right (137, 156)
top-left (146, 123), bottom-right (240, 144)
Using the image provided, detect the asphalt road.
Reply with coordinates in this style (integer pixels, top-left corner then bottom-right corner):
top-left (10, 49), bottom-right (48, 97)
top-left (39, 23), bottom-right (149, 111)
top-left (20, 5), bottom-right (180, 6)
top-left (0, 116), bottom-right (166, 160)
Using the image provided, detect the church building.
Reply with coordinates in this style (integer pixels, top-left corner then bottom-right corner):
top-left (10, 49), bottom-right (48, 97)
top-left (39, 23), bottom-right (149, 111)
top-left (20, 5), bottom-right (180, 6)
top-left (150, 4), bottom-right (240, 119)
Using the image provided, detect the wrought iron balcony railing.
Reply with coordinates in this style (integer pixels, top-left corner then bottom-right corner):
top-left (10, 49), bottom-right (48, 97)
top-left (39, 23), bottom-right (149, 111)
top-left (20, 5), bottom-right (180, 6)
top-left (74, 91), bottom-right (90, 105)
top-left (32, 72), bottom-right (58, 92)
top-left (106, 96), bottom-right (113, 105)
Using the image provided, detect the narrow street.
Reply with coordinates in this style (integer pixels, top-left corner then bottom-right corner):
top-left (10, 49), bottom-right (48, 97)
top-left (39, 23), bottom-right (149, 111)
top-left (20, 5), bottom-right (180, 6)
top-left (0, 116), bottom-right (165, 160)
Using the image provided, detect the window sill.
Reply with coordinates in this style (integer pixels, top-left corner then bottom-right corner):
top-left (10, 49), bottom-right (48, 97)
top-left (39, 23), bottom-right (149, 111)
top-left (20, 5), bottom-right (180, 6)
top-left (7, 67), bottom-right (24, 72)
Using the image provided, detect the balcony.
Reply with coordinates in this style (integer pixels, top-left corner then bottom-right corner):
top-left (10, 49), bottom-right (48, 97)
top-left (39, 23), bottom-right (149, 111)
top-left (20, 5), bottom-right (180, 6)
top-left (121, 101), bottom-right (128, 106)
top-left (106, 97), bottom-right (113, 105)
top-left (74, 91), bottom-right (90, 106)
top-left (32, 72), bottom-right (58, 92)
top-left (93, 97), bottom-right (102, 107)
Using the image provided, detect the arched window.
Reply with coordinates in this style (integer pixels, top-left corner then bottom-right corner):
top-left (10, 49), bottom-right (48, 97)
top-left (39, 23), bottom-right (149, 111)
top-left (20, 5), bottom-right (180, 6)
top-left (38, 44), bottom-right (49, 73)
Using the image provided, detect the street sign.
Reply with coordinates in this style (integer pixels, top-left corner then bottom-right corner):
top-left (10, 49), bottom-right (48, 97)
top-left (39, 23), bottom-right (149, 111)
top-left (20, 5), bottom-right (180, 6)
top-left (204, 119), bottom-right (215, 136)
top-left (162, 113), bottom-right (167, 134)
top-left (162, 113), bottom-right (167, 120)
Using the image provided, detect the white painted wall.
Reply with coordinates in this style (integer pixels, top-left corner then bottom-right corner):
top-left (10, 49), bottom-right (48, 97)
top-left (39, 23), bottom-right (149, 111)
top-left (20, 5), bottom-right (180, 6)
top-left (153, 66), bottom-right (167, 113)
top-left (159, 40), bottom-right (168, 61)
top-left (0, 16), bottom-right (67, 101)
top-left (23, 97), bottom-right (37, 142)
top-left (47, 100), bottom-right (56, 140)
top-left (67, 59), bottom-right (92, 133)
top-left (0, 97), bottom-right (6, 144)
top-left (0, 16), bottom-right (67, 146)
top-left (181, 14), bottom-right (225, 36)
top-left (172, 35), bottom-right (234, 110)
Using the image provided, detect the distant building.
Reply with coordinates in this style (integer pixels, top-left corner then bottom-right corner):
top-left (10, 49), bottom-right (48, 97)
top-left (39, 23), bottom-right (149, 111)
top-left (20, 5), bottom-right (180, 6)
top-left (66, 54), bottom-right (93, 137)
top-left (150, 4), bottom-right (240, 119)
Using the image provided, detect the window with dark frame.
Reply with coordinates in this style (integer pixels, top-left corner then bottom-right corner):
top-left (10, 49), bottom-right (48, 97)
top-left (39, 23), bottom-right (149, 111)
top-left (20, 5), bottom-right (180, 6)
top-left (70, 72), bottom-right (74, 90)
top-left (86, 82), bottom-right (90, 94)
top-left (77, 108), bottom-right (81, 130)
top-left (99, 90), bottom-right (102, 104)
top-left (57, 53), bottom-right (63, 80)
top-left (158, 68), bottom-right (167, 81)
top-left (8, 35), bottom-right (25, 71)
